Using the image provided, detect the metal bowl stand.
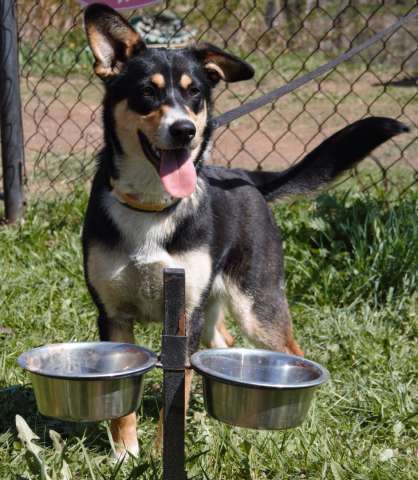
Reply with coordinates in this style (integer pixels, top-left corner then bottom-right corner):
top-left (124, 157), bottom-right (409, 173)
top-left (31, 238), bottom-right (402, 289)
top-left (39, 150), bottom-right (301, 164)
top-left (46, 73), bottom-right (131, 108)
top-left (18, 267), bottom-right (301, 479)
top-left (159, 268), bottom-right (308, 479)
top-left (161, 268), bottom-right (188, 480)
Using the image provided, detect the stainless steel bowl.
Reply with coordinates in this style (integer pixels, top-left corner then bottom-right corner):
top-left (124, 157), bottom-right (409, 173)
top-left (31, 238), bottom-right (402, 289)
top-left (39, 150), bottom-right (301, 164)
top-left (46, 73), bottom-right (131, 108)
top-left (18, 342), bottom-right (157, 422)
top-left (191, 348), bottom-right (329, 430)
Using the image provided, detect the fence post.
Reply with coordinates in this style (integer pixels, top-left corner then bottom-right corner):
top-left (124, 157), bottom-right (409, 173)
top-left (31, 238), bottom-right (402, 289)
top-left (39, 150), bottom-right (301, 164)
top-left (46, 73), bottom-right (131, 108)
top-left (0, 0), bottom-right (25, 223)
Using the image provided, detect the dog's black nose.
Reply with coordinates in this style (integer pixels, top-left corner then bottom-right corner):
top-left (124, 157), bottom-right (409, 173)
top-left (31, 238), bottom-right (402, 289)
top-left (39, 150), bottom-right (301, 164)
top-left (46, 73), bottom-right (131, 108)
top-left (169, 120), bottom-right (196, 144)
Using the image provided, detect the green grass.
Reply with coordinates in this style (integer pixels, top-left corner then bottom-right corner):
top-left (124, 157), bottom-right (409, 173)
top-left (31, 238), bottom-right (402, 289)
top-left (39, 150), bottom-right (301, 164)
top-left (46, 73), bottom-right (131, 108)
top-left (19, 36), bottom-right (411, 82)
top-left (0, 184), bottom-right (417, 479)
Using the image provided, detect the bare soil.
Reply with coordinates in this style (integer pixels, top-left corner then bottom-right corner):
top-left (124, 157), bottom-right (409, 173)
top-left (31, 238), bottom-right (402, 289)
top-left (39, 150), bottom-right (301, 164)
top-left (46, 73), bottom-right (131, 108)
top-left (20, 68), bottom-right (418, 194)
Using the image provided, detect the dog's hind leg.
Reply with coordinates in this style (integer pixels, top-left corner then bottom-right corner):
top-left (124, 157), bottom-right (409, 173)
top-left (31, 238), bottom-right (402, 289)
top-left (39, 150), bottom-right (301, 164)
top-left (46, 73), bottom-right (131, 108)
top-left (98, 312), bottom-right (140, 459)
top-left (217, 314), bottom-right (235, 347)
top-left (225, 280), bottom-right (303, 356)
top-left (202, 299), bottom-right (234, 348)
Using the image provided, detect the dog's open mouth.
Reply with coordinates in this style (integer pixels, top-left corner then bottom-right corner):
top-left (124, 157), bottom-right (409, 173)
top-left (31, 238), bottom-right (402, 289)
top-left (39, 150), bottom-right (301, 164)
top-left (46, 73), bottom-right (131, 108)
top-left (138, 131), bottom-right (197, 199)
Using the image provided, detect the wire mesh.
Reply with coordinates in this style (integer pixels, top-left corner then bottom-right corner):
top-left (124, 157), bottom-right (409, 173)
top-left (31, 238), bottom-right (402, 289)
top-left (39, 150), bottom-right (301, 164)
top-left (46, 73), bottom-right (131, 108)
top-left (13, 0), bottom-right (418, 197)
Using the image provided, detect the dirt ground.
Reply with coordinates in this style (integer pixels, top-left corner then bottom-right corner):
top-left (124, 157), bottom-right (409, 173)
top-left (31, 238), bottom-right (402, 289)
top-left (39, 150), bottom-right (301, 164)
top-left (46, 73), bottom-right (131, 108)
top-left (20, 67), bottom-right (417, 194)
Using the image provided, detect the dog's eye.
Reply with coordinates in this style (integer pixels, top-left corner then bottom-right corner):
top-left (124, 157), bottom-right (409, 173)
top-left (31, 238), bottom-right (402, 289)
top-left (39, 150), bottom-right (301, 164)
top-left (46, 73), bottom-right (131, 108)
top-left (141, 86), bottom-right (155, 98)
top-left (188, 86), bottom-right (201, 97)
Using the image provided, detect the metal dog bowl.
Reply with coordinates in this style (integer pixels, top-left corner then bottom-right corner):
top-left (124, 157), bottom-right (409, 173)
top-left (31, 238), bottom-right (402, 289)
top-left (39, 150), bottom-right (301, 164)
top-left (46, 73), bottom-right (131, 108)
top-left (18, 342), bottom-right (157, 422)
top-left (191, 348), bottom-right (329, 429)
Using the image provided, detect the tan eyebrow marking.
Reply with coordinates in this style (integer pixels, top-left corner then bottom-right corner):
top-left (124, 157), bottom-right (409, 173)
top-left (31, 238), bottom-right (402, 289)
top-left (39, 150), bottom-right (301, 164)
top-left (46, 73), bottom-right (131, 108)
top-left (180, 73), bottom-right (193, 89)
top-left (151, 73), bottom-right (166, 89)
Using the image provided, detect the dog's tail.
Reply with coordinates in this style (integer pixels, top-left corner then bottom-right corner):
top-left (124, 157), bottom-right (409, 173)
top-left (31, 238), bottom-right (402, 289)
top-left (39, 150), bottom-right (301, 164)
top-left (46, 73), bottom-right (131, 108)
top-left (243, 117), bottom-right (409, 200)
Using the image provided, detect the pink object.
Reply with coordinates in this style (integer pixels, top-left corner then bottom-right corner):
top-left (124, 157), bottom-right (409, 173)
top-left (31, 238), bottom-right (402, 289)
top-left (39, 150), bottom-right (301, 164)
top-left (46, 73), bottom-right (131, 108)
top-left (159, 149), bottom-right (197, 198)
top-left (79, 0), bottom-right (161, 10)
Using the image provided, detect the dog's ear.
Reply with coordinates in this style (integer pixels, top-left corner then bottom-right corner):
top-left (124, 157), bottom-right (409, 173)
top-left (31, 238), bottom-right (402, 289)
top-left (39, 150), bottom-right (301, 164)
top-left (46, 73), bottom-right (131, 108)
top-left (84, 3), bottom-right (145, 80)
top-left (194, 43), bottom-right (254, 85)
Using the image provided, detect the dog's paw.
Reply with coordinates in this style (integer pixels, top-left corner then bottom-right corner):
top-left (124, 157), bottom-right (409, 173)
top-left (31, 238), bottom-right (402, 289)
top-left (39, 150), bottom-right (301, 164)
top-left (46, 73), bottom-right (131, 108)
top-left (111, 442), bottom-right (139, 462)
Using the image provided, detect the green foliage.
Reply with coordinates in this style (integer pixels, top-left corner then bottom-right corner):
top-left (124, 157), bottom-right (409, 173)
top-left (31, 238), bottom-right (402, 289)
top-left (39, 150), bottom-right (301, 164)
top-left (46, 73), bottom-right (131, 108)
top-left (274, 188), bottom-right (418, 307)
top-left (20, 36), bottom-right (93, 78)
top-left (0, 184), bottom-right (416, 478)
top-left (18, 0), bottom-right (418, 78)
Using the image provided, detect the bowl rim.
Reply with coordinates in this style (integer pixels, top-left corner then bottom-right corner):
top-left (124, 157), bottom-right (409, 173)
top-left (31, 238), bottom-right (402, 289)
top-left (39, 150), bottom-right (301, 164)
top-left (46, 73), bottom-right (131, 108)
top-left (18, 341), bottom-right (158, 380)
top-left (191, 348), bottom-right (330, 389)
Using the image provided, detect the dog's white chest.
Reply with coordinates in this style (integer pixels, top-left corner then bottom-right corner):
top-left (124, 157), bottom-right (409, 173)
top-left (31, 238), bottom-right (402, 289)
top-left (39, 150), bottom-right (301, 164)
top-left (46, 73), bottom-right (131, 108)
top-left (88, 238), bottom-right (211, 323)
top-left (125, 248), bottom-right (171, 304)
top-left (87, 196), bottom-right (212, 322)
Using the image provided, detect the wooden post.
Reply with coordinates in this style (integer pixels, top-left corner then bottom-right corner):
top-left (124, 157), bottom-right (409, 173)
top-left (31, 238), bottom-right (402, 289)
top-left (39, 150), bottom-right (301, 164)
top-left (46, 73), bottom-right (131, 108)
top-left (162, 268), bottom-right (187, 480)
top-left (0, 0), bottom-right (25, 223)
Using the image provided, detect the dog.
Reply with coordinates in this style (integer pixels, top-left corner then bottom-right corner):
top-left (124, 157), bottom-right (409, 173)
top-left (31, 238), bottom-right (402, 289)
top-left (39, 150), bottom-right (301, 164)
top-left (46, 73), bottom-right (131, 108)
top-left (81, 3), bottom-right (408, 458)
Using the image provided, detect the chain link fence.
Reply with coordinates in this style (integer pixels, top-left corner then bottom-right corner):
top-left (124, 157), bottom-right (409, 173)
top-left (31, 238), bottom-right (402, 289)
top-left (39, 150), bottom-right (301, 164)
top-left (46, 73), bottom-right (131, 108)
top-left (14, 0), bottom-right (418, 198)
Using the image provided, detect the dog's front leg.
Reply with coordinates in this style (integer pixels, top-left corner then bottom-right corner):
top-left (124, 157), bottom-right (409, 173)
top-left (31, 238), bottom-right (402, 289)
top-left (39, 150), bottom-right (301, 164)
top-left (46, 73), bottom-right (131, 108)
top-left (110, 413), bottom-right (138, 459)
top-left (98, 313), bottom-right (139, 459)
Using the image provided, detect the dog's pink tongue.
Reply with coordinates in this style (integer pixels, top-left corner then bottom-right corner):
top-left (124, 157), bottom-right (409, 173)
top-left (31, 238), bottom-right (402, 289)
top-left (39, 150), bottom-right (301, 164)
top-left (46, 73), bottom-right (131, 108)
top-left (159, 149), bottom-right (197, 198)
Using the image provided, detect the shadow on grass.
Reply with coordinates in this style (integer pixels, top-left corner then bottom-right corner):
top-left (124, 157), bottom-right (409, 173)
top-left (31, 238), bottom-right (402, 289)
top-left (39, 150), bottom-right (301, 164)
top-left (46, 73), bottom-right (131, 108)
top-left (0, 383), bottom-right (164, 451)
top-left (0, 385), bottom-right (108, 452)
top-left (373, 76), bottom-right (418, 87)
top-left (140, 388), bottom-right (163, 421)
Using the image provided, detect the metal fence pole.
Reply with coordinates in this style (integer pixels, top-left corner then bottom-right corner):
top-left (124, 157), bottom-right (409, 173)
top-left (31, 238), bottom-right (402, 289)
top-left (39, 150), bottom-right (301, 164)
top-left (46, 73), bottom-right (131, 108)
top-left (162, 268), bottom-right (187, 480)
top-left (0, 0), bottom-right (25, 223)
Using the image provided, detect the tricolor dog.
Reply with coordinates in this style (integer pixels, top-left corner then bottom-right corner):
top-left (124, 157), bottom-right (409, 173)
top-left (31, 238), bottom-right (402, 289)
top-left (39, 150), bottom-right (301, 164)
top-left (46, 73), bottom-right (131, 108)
top-left (82, 3), bottom-right (408, 457)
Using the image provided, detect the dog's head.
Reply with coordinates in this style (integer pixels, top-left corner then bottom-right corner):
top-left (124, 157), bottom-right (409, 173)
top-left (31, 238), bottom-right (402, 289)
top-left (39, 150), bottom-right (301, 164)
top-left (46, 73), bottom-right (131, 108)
top-left (84, 4), bottom-right (254, 199)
